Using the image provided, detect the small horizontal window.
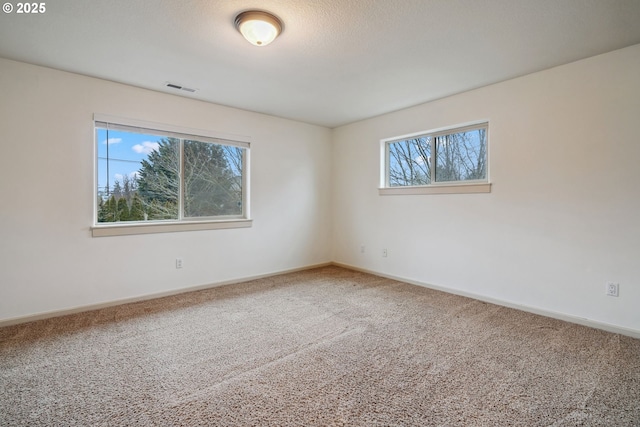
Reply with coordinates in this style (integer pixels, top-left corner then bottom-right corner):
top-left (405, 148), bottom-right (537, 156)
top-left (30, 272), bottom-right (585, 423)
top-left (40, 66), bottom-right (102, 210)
top-left (93, 115), bottom-right (250, 236)
top-left (380, 122), bottom-right (489, 195)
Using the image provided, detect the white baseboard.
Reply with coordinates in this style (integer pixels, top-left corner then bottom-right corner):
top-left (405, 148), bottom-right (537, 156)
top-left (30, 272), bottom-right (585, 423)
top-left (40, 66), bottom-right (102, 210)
top-left (332, 262), bottom-right (640, 340)
top-left (3, 261), bottom-right (638, 340)
top-left (0, 262), bottom-right (332, 328)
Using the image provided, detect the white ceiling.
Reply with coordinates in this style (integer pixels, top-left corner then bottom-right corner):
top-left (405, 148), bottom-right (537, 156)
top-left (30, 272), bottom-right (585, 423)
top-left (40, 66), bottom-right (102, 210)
top-left (1, 0), bottom-right (640, 128)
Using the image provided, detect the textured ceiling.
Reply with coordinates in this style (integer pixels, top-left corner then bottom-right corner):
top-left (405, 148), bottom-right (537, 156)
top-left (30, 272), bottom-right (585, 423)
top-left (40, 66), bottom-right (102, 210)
top-left (1, 0), bottom-right (640, 127)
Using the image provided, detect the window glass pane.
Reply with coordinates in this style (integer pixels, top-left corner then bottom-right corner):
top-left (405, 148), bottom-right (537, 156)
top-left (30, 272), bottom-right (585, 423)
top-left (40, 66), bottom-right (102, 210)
top-left (136, 138), bottom-right (180, 220)
top-left (388, 137), bottom-right (431, 186)
top-left (435, 128), bottom-right (487, 183)
top-left (95, 119), bottom-right (248, 228)
top-left (183, 140), bottom-right (243, 218)
top-left (96, 129), bottom-right (179, 222)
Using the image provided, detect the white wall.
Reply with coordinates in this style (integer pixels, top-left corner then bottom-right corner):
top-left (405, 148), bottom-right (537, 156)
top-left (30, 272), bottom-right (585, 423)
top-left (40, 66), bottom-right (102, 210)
top-left (2, 45), bottom-right (639, 335)
top-left (0, 58), bottom-right (332, 323)
top-left (332, 44), bottom-right (640, 334)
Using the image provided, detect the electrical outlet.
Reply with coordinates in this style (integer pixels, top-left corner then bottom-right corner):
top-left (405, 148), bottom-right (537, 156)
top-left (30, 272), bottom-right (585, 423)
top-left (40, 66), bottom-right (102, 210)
top-left (360, 245), bottom-right (365, 253)
top-left (382, 248), bottom-right (388, 257)
top-left (606, 282), bottom-right (619, 297)
top-left (176, 258), bottom-right (184, 269)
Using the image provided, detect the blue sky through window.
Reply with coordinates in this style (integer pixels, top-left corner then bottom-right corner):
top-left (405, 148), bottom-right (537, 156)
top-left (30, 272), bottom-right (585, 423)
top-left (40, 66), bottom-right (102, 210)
top-left (96, 129), bottom-right (164, 197)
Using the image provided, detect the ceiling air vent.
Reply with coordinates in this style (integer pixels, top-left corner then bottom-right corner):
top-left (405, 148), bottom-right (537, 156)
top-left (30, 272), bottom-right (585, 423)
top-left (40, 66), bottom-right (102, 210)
top-left (165, 83), bottom-right (196, 93)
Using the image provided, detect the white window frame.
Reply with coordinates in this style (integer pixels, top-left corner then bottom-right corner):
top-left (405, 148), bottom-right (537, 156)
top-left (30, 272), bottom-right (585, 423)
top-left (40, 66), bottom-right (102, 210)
top-left (92, 114), bottom-right (251, 237)
top-left (379, 121), bottom-right (491, 195)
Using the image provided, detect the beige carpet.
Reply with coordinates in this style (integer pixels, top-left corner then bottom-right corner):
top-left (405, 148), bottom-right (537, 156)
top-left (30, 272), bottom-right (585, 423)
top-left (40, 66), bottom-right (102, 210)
top-left (1, 266), bottom-right (639, 426)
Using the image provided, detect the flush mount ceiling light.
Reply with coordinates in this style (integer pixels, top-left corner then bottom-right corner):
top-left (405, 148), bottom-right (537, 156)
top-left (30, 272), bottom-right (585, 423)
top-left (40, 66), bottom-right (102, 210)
top-left (234, 10), bottom-right (283, 47)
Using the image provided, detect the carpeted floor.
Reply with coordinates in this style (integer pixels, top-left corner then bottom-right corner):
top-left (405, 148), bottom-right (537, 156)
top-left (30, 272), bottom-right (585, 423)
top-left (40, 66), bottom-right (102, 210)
top-left (1, 266), bottom-right (639, 426)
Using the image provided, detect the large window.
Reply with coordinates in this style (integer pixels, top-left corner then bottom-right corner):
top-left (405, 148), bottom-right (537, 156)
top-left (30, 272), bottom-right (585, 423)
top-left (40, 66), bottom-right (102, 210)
top-left (380, 122), bottom-right (490, 195)
top-left (93, 115), bottom-right (250, 236)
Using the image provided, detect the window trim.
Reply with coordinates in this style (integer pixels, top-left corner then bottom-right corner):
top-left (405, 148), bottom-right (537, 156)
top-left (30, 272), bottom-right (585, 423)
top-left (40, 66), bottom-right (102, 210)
top-left (91, 218), bottom-right (253, 237)
top-left (92, 114), bottom-right (251, 237)
top-left (379, 120), bottom-right (490, 195)
top-left (378, 182), bottom-right (491, 196)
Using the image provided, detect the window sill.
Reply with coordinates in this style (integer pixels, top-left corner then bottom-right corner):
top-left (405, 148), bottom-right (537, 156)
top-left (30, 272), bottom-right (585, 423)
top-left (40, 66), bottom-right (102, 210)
top-left (379, 182), bottom-right (491, 196)
top-left (91, 218), bottom-right (253, 237)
